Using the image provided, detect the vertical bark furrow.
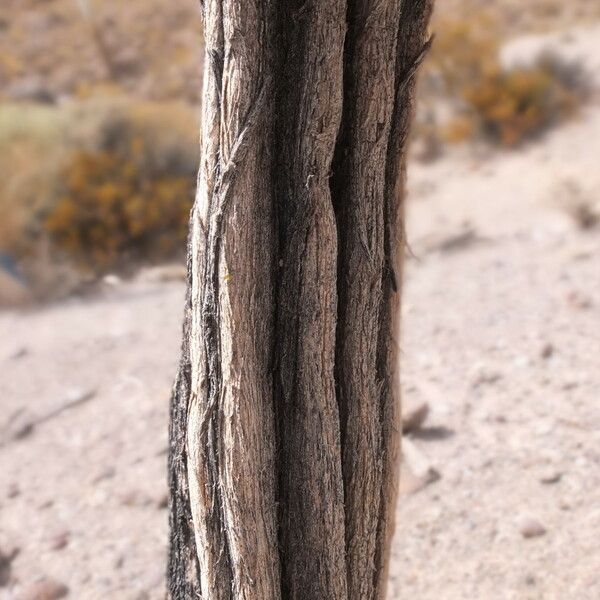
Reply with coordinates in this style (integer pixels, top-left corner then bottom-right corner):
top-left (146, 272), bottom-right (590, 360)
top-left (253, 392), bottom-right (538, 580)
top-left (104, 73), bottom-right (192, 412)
top-left (331, 1), bottom-right (403, 598)
top-left (274, 2), bottom-right (348, 599)
top-left (373, 3), bottom-right (434, 599)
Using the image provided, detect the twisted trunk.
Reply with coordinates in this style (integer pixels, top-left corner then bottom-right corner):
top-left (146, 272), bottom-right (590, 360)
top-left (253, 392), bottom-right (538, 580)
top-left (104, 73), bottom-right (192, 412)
top-left (168, 1), bottom-right (433, 599)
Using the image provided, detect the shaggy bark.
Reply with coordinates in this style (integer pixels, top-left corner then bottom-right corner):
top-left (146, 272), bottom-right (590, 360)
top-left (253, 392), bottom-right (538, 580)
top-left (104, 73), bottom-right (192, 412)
top-left (332, 2), bottom-right (404, 598)
top-left (332, 3), bottom-right (433, 598)
top-left (168, 1), bottom-right (433, 599)
top-left (373, 5), bottom-right (434, 598)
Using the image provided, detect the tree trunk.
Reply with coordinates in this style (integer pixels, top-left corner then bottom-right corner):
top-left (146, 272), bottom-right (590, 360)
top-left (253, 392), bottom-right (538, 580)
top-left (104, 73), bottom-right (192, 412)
top-left (168, 1), bottom-right (433, 599)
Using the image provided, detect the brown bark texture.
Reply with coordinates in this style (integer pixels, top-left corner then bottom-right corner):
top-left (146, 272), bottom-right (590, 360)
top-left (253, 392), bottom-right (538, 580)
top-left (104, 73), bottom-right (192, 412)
top-left (168, 1), bottom-right (433, 599)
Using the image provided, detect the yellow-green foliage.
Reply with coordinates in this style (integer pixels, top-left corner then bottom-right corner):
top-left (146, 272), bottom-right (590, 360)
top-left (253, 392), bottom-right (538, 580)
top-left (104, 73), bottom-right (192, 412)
top-left (45, 102), bottom-right (198, 270)
top-left (46, 150), bottom-right (192, 270)
top-left (0, 104), bottom-right (69, 255)
top-left (425, 13), bottom-right (585, 147)
top-left (428, 12), bottom-right (500, 96)
top-left (0, 99), bottom-right (198, 272)
top-left (464, 63), bottom-right (578, 146)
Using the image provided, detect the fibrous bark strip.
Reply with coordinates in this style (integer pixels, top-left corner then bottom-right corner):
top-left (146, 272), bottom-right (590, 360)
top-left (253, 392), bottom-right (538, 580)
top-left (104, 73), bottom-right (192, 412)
top-left (168, 2), bottom-right (434, 599)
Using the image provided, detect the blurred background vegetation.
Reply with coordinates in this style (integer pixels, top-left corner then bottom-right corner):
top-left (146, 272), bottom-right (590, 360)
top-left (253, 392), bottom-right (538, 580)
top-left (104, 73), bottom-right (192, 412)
top-left (0, 0), bottom-right (598, 300)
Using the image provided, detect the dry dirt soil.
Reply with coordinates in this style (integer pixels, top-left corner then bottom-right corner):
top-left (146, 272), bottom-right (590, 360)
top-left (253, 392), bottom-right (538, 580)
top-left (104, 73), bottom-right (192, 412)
top-left (1, 21), bottom-right (600, 600)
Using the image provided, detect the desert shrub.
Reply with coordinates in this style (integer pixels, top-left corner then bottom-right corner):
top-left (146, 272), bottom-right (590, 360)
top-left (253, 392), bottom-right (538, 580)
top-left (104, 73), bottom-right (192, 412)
top-left (44, 102), bottom-right (198, 270)
top-left (426, 12), bottom-right (500, 97)
top-left (421, 13), bottom-right (586, 148)
top-left (442, 116), bottom-right (475, 144)
top-left (95, 101), bottom-right (199, 178)
top-left (0, 98), bottom-right (198, 277)
top-left (463, 62), bottom-right (578, 146)
top-left (0, 104), bottom-right (69, 256)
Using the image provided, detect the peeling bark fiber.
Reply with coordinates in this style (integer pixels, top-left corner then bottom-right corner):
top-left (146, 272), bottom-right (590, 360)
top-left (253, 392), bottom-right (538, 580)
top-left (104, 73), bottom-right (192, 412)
top-left (168, 1), bottom-right (434, 599)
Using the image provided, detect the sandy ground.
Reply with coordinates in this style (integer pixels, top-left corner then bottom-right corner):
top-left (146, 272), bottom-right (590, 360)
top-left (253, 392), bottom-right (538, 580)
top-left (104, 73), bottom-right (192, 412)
top-left (1, 25), bottom-right (600, 600)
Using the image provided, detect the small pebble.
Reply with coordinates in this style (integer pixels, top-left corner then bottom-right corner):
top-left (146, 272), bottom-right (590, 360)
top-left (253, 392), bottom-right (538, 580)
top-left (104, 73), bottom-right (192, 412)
top-left (7, 483), bottom-right (20, 499)
top-left (472, 370), bottom-right (502, 388)
top-left (8, 347), bottom-right (28, 360)
top-left (156, 493), bottom-right (169, 510)
top-left (48, 531), bottom-right (70, 551)
top-left (102, 274), bottom-right (122, 287)
top-left (566, 291), bottom-right (592, 310)
top-left (519, 518), bottom-right (547, 539)
top-left (0, 544), bottom-right (19, 586)
top-left (120, 490), bottom-right (152, 508)
top-left (92, 467), bottom-right (116, 484)
top-left (539, 470), bottom-right (562, 485)
top-left (16, 578), bottom-right (69, 600)
top-left (402, 399), bottom-right (429, 433)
